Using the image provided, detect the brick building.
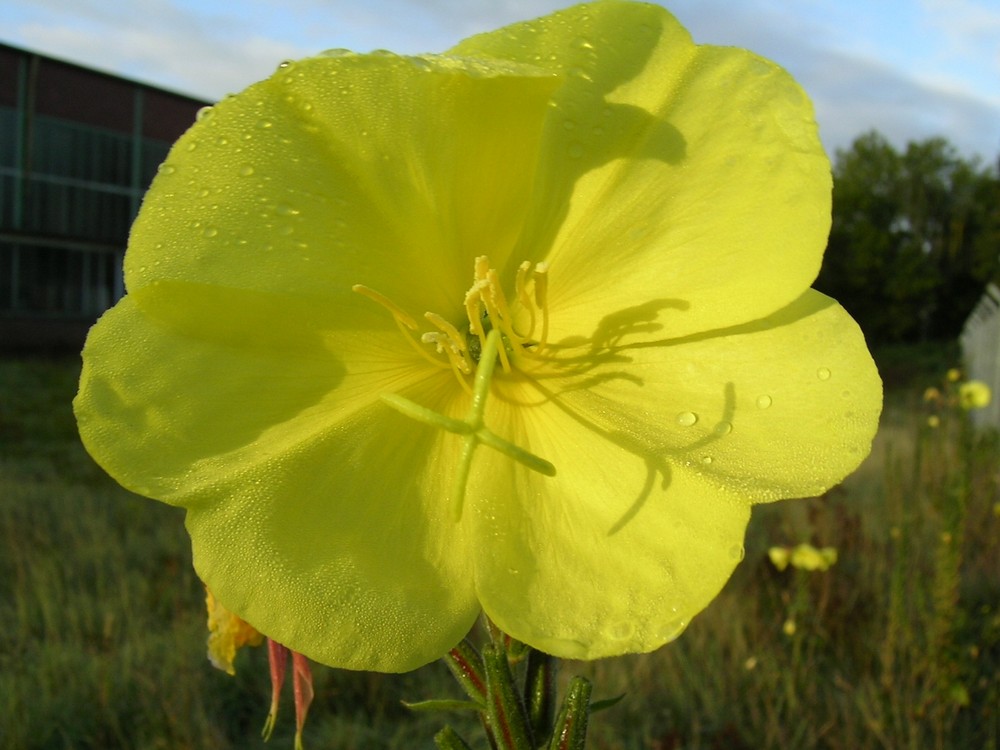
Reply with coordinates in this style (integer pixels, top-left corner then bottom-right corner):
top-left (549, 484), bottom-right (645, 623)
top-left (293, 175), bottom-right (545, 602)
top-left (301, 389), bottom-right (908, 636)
top-left (0, 43), bottom-right (209, 350)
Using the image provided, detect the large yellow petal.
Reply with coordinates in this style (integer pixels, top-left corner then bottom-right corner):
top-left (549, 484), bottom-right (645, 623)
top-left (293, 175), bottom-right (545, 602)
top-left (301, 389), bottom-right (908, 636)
top-left (452, 1), bottom-right (831, 340)
top-left (75, 292), bottom-right (479, 671)
top-left (75, 282), bottom-right (425, 501)
top-left (126, 53), bottom-right (560, 320)
top-left (466, 394), bottom-right (750, 659)
top-left (519, 290), bottom-right (882, 504)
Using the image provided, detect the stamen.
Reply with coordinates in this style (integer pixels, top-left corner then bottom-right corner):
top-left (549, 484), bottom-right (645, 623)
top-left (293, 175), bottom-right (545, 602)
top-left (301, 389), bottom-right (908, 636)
top-left (533, 262), bottom-right (550, 350)
top-left (424, 312), bottom-right (471, 370)
top-left (423, 315), bottom-right (474, 395)
top-left (352, 284), bottom-right (418, 330)
top-left (515, 261), bottom-right (536, 337)
top-left (353, 285), bottom-right (450, 370)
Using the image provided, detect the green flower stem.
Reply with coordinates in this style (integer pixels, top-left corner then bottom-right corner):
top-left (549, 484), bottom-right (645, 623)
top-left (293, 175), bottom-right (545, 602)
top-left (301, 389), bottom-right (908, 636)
top-left (525, 649), bottom-right (557, 741)
top-left (410, 623), bottom-right (597, 748)
top-left (444, 640), bottom-right (487, 703)
top-left (547, 677), bottom-right (592, 750)
top-left (483, 643), bottom-right (534, 750)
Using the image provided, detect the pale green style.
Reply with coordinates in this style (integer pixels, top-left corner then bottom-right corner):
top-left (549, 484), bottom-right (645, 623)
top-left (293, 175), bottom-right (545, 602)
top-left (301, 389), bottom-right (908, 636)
top-left (74, 1), bottom-right (882, 672)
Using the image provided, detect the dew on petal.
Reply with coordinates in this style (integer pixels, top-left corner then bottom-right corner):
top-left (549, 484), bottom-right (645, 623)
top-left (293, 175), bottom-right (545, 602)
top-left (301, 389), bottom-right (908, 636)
top-left (714, 421), bottom-right (733, 436)
top-left (239, 165), bottom-right (255, 177)
top-left (676, 411), bottom-right (698, 427)
top-left (608, 621), bottom-right (634, 640)
top-left (756, 395), bottom-right (772, 409)
top-left (817, 367), bottom-right (832, 381)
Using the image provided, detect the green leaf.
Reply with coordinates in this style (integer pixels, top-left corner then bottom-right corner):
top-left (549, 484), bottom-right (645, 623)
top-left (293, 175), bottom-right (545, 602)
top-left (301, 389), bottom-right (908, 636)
top-left (435, 726), bottom-right (474, 750)
top-left (402, 699), bottom-right (483, 713)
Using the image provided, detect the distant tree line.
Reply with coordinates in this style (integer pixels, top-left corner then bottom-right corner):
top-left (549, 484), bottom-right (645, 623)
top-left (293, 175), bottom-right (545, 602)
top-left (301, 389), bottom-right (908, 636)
top-left (814, 131), bottom-right (1000, 345)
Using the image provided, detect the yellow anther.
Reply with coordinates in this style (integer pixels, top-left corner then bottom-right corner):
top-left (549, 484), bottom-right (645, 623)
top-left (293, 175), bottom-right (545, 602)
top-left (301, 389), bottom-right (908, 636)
top-left (425, 312), bottom-right (469, 359)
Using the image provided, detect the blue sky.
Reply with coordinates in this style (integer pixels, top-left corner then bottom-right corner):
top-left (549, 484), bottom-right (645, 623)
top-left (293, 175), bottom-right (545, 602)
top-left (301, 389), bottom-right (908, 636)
top-left (3, 0), bottom-right (999, 161)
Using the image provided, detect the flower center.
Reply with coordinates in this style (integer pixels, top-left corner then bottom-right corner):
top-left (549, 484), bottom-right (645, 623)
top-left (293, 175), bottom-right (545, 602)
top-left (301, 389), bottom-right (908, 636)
top-left (352, 256), bottom-right (555, 520)
top-left (353, 256), bottom-right (549, 392)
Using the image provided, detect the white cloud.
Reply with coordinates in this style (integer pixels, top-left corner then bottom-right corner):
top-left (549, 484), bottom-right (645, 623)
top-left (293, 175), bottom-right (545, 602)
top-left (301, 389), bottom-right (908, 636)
top-left (6, 0), bottom-right (999, 159)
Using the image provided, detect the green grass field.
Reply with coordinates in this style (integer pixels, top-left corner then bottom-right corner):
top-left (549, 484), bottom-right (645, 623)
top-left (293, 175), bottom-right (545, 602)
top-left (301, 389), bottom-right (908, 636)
top-left (1, 349), bottom-right (997, 749)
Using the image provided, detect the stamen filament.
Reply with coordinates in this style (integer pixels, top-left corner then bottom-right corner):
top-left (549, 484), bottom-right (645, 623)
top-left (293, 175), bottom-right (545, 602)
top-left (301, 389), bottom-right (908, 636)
top-left (352, 284), bottom-right (418, 330)
top-left (515, 261), bottom-right (537, 338)
top-left (353, 284), bottom-right (450, 370)
top-left (533, 262), bottom-right (550, 350)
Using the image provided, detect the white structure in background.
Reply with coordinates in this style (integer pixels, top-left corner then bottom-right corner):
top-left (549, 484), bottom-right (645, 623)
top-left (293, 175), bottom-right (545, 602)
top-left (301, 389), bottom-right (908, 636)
top-left (961, 282), bottom-right (1000, 428)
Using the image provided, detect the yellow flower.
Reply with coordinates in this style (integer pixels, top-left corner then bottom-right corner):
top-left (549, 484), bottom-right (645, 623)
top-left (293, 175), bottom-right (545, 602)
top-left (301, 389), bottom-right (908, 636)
top-left (927, 415), bottom-right (941, 428)
top-left (782, 619), bottom-right (797, 636)
top-left (958, 380), bottom-right (991, 410)
top-left (790, 543), bottom-right (837, 571)
top-left (922, 387), bottom-right (941, 403)
top-left (947, 368), bottom-right (962, 382)
top-left (73, 1), bottom-right (881, 670)
top-left (206, 587), bottom-right (264, 675)
top-left (768, 543), bottom-right (837, 572)
top-left (767, 547), bottom-right (792, 572)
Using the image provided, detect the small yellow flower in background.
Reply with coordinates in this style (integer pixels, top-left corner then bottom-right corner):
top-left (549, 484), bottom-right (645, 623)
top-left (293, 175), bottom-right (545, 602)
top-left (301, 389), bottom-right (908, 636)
top-left (74, 1), bottom-right (881, 671)
top-left (769, 543), bottom-right (837, 572)
top-left (767, 547), bottom-right (791, 571)
top-left (743, 656), bottom-right (758, 671)
top-left (206, 587), bottom-right (264, 675)
top-left (782, 619), bottom-right (797, 637)
top-left (927, 415), bottom-right (941, 428)
top-left (958, 380), bottom-right (991, 410)
top-left (923, 387), bottom-right (941, 403)
top-left (947, 368), bottom-right (962, 382)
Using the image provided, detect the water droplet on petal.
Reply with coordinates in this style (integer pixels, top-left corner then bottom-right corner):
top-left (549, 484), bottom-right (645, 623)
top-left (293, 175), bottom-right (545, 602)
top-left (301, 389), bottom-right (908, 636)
top-left (158, 163), bottom-right (176, 175)
top-left (714, 421), bottom-right (733, 436)
top-left (202, 226), bottom-right (218, 238)
top-left (239, 165), bottom-right (255, 176)
top-left (817, 367), bottom-right (831, 381)
top-left (676, 411), bottom-right (698, 427)
top-left (567, 143), bottom-right (584, 159)
top-left (756, 394), bottom-right (772, 409)
top-left (700, 455), bottom-right (713, 466)
top-left (610, 621), bottom-right (634, 640)
top-left (729, 544), bottom-right (746, 561)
